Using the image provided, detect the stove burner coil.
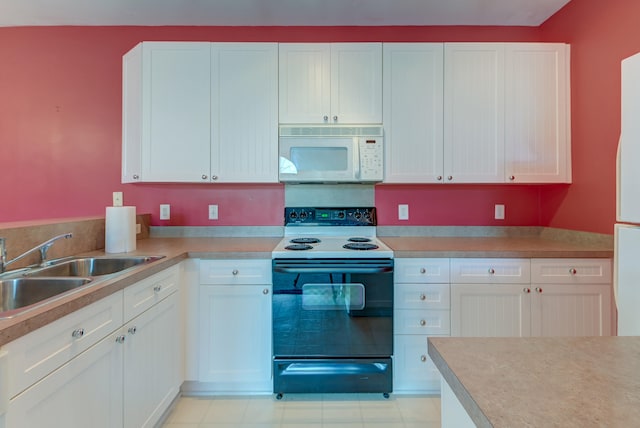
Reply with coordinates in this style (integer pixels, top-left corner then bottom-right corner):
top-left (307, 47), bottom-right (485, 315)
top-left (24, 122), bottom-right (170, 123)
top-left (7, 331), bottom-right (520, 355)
top-left (342, 243), bottom-right (379, 251)
top-left (289, 237), bottom-right (321, 244)
top-left (285, 244), bottom-right (314, 251)
top-left (348, 237), bottom-right (371, 243)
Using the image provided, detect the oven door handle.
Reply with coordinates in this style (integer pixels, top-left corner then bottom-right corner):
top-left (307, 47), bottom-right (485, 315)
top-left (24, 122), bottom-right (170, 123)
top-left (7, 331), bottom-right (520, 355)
top-left (273, 266), bottom-right (393, 274)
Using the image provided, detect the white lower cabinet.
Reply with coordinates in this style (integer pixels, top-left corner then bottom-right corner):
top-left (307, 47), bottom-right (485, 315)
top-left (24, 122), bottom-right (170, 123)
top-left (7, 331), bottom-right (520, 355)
top-left (393, 258), bottom-right (450, 394)
top-left (6, 329), bottom-right (124, 428)
top-left (451, 258), bottom-right (612, 337)
top-left (124, 291), bottom-right (181, 428)
top-left (2, 263), bottom-right (183, 428)
top-left (198, 260), bottom-right (272, 393)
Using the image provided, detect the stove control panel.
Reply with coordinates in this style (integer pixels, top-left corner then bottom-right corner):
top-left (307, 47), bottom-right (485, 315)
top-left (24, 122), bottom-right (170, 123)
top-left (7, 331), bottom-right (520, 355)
top-left (284, 207), bottom-right (377, 226)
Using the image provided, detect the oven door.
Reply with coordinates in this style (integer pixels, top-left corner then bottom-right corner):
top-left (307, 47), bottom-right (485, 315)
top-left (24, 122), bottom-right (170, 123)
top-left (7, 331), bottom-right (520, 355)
top-left (272, 259), bottom-right (393, 358)
top-left (278, 137), bottom-right (356, 182)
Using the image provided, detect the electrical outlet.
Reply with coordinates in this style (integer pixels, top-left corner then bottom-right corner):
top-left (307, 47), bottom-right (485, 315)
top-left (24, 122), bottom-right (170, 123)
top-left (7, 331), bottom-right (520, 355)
top-left (136, 223), bottom-right (141, 234)
top-left (398, 204), bottom-right (409, 221)
top-left (208, 204), bottom-right (219, 220)
top-left (160, 204), bottom-right (170, 220)
top-left (495, 204), bottom-right (505, 220)
top-left (112, 191), bottom-right (123, 207)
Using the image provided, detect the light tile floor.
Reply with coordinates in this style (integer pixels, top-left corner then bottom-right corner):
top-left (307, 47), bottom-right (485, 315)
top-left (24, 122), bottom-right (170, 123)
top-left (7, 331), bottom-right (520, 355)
top-left (161, 394), bottom-right (441, 428)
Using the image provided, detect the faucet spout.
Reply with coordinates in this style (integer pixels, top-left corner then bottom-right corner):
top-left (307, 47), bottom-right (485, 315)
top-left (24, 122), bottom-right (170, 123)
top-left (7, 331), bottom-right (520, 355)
top-left (0, 232), bottom-right (73, 273)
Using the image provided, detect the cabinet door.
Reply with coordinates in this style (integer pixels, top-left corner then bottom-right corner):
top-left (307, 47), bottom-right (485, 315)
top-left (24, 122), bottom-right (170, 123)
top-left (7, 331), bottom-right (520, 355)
top-left (444, 43), bottom-right (505, 183)
top-left (331, 43), bottom-right (383, 124)
top-left (505, 43), bottom-right (571, 183)
top-left (135, 42), bottom-right (212, 182)
top-left (279, 44), bottom-right (331, 124)
top-left (531, 284), bottom-right (612, 337)
top-left (199, 285), bottom-right (272, 392)
top-left (212, 43), bottom-right (278, 182)
top-left (124, 292), bottom-right (180, 428)
top-left (451, 284), bottom-right (531, 337)
top-left (6, 331), bottom-right (123, 428)
top-left (393, 335), bottom-right (442, 393)
top-left (383, 43), bottom-right (444, 183)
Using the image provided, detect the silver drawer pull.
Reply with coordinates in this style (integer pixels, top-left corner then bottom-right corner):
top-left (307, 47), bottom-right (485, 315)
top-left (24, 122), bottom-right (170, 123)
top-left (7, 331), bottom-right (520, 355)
top-left (536, 287), bottom-right (543, 293)
top-left (153, 285), bottom-right (162, 292)
top-left (569, 268), bottom-right (577, 275)
top-left (523, 288), bottom-right (531, 294)
top-left (419, 293), bottom-right (426, 301)
top-left (128, 326), bottom-right (137, 335)
top-left (420, 355), bottom-right (427, 362)
top-left (115, 335), bottom-right (126, 344)
top-left (232, 269), bottom-right (239, 275)
top-left (71, 328), bottom-right (85, 339)
top-left (419, 268), bottom-right (426, 274)
top-left (263, 288), bottom-right (269, 295)
top-left (420, 319), bottom-right (426, 326)
top-left (488, 268), bottom-right (495, 274)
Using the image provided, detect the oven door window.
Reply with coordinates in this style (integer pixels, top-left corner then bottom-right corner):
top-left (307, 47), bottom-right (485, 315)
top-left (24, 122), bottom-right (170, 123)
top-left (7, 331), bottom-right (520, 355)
top-left (301, 283), bottom-right (365, 310)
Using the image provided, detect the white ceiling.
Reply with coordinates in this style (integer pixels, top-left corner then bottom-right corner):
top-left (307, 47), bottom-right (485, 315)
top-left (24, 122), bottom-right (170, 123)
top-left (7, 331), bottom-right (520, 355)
top-left (0, 0), bottom-right (571, 27)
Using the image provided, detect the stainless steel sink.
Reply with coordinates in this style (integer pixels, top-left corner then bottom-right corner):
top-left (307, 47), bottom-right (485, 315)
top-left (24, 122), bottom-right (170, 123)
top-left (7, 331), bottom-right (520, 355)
top-left (27, 255), bottom-right (165, 277)
top-left (0, 277), bottom-right (92, 316)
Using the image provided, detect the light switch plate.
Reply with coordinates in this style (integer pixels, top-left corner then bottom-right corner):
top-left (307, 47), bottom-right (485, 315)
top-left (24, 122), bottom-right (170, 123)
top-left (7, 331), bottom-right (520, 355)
top-left (112, 191), bottom-right (123, 207)
top-left (208, 204), bottom-right (219, 220)
top-left (495, 204), bottom-right (505, 220)
top-left (398, 204), bottom-right (409, 221)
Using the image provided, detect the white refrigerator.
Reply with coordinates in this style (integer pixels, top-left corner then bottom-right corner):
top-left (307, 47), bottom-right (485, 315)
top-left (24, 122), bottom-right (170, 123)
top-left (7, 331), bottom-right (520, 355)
top-left (615, 51), bottom-right (640, 336)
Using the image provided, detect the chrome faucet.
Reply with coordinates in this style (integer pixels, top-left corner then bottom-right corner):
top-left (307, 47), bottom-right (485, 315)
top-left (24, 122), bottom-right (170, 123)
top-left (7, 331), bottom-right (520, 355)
top-left (0, 232), bottom-right (73, 273)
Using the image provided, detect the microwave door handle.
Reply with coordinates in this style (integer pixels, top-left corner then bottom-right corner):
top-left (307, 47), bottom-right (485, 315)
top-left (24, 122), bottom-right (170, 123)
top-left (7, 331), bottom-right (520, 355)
top-left (354, 138), bottom-right (361, 179)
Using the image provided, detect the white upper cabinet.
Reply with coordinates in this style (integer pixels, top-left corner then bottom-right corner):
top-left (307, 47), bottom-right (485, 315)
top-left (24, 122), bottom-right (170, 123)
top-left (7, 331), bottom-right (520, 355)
top-left (211, 43), bottom-right (279, 182)
top-left (123, 42), bottom-right (212, 183)
top-left (504, 43), bottom-right (571, 183)
top-left (383, 43), bottom-right (444, 183)
top-left (122, 42), bottom-right (278, 183)
top-left (279, 43), bottom-right (382, 124)
top-left (444, 43), bottom-right (506, 183)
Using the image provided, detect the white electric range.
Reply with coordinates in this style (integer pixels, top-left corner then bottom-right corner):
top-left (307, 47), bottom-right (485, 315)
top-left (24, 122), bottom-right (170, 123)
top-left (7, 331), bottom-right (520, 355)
top-left (271, 207), bottom-right (393, 259)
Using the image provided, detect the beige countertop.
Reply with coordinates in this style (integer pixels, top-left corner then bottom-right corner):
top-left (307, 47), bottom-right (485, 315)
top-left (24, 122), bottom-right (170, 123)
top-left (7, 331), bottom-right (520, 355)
top-left (380, 236), bottom-right (613, 258)
top-left (428, 336), bottom-right (640, 428)
top-left (0, 234), bottom-right (612, 347)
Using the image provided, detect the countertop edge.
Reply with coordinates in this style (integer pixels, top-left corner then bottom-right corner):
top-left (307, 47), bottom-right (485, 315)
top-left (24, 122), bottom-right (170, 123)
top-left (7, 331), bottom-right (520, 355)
top-left (428, 338), bottom-right (492, 428)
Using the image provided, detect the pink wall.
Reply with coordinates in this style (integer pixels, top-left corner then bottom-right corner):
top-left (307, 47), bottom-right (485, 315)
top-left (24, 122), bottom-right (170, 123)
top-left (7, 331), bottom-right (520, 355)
top-left (0, 23), bottom-right (590, 228)
top-left (538, 0), bottom-right (640, 234)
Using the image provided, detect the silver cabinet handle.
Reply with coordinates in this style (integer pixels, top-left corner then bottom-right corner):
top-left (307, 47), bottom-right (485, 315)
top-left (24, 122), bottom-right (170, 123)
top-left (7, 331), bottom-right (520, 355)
top-left (419, 268), bottom-right (426, 274)
top-left (447, 176), bottom-right (453, 181)
top-left (488, 268), bottom-right (495, 274)
top-left (420, 319), bottom-right (426, 326)
top-left (323, 115), bottom-right (329, 122)
top-left (72, 328), bottom-right (85, 339)
top-left (523, 288), bottom-right (531, 293)
top-left (115, 335), bottom-right (126, 344)
top-left (509, 175), bottom-right (515, 181)
top-left (211, 175), bottom-right (218, 180)
top-left (153, 285), bottom-right (162, 292)
top-left (569, 268), bottom-right (577, 275)
top-left (437, 176), bottom-right (443, 181)
top-left (128, 326), bottom-right (137, 335)
top-left (420, 355), bottom-right (427, 362)
top-left (263, 288), bottom-right (269, 295)
top-left (201, 174), bottom-right (208, 180)
top-left (536, 287), bottom-right (543, 293)
top-left (232, 269), bottom-right (239, 275)
top-left (419, 293), bottom-right (426, 301)
top-left (333, 115), bottom-right (338, 122)
top-left (133, 174), bottom-right (139, 180)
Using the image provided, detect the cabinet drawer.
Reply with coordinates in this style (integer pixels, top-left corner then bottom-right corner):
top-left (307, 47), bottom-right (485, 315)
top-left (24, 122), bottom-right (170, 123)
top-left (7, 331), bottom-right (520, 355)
top-left (199, 259), bottom-right (271, 285)
top-left (394, 283), bottom-right (450, 310)
top-left (395, 258), bottom-right (450, 283)
top-left (451, 258), bottom-right (530, 284)
top-left (4, 291), bottom-right (123, 399)
top-left (394, 309), bottom-right (450, 335)
top-left (124, 265), bottom-right (179, 322)
top-left (531, 259), bottom-right (612, 284)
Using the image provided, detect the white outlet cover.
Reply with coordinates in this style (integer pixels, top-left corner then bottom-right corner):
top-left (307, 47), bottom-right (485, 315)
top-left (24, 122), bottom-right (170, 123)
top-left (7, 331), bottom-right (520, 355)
top-left (495, 204), bottom-right (505, 220)
top-left (208, 204), bottom-right (219, 220)
top-left (398, 204), bottom-right (409, 220)
top-left (160, 204), bottom-right (170, 220)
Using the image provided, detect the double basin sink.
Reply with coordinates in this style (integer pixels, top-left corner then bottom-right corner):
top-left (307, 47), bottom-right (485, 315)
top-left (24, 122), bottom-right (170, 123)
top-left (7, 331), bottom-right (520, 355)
top-left (0, 255), bottom-right (164, 319)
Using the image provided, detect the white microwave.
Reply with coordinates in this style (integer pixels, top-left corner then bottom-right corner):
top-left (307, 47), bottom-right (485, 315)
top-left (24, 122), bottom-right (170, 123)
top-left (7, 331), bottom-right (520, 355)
top-left (279, 125), bottom-right (384, 183)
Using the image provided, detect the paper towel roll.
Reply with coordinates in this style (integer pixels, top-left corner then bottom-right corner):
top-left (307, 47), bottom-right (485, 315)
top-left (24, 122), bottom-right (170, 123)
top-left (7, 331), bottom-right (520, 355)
top-left (105, 206), bottom-right (136, 253)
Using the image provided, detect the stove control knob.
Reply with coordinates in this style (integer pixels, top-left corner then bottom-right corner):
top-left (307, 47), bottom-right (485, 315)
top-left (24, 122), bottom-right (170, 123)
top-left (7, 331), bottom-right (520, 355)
top-left (354, 211), bottom-right (362, 220)
top-left (338, 211), bottom-right (345, 219)
top-left (289, 211), bottom-right (298, 220)
top-left (363, 211), bottom-right (371, 220)
top-left (299, 211), bottom-right (308, 220)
